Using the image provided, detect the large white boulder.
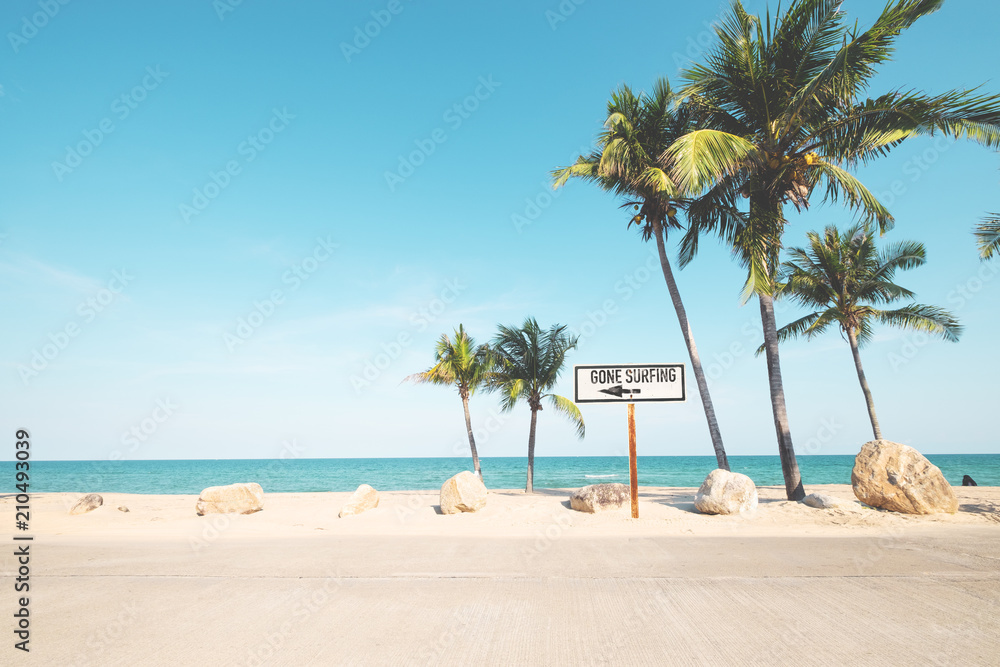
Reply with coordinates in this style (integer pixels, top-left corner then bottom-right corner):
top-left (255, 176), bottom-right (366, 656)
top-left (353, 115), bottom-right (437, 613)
top-left (339, 484), bottom-right (380, 518)
top-left (440, 471), bottom-right (487, 514)
top-left (694, 469), bottom-right (758, 515)
top-left (851, 440), bottom-right (958, 514)
top-left (570, 483), bottom-right (630, 513)
top-left (195, 482), bottom-right (264, 515)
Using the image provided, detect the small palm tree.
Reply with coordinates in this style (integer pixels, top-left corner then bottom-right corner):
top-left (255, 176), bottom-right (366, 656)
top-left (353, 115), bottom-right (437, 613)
top-left (406, 325), bottom-right (493, 477)
top-left (489, 318), bottom-right (584, 493)
top-left (553, 79), bottom-right (731, 472)
top-left (975, 214), bottom-right (1000, 259)
top-left (769, 224), bottom-right (961, 439)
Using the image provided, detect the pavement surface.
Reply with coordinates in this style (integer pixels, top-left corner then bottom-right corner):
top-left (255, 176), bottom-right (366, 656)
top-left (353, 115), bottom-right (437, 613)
top-left (15, 530), bottom-right (1000, 666)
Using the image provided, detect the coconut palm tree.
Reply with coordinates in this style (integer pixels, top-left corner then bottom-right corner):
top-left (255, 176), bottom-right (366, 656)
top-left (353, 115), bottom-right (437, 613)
top-left (665, 0), bottom-right (1000, 499)
top-left (405, 325), bottom-right (493, 477)
top-left (552, 79), bottom-right (730, 472)
top-left (489, 318), bottom-right (584, 493)
top-left (976, 214), bottom-right (1000, 259)
top-left (767, 224), bottom-right (961, 439)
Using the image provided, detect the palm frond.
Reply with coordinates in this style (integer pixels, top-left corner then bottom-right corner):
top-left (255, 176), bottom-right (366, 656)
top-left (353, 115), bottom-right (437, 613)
top-left (547, 394), bottom-right (585, 439)
top-left (873, 304), bottom-right (962, 344)
top-left (975, 214), bottom-right (1000, 259)
top-left (754, 310), bottom-right (832, 356)
top-left (666, 129), bottom-right (757, 194)
top-left (552, 152), bottom-right (603, 190)
top-left (811, 161), bottom-right (894, 231)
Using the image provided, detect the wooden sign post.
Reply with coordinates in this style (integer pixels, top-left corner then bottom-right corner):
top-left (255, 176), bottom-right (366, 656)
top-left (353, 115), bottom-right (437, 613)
top-left (627, 403), bottom-right (638, 518)
top-left (574, 364), bottom-right (686, 520)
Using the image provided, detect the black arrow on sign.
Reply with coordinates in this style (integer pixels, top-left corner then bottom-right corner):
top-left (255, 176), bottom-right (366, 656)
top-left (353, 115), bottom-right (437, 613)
top-left (599, 385), bottom-right (641, 398)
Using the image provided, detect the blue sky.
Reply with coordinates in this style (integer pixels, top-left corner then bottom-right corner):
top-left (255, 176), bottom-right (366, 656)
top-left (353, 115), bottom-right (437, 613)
top-left (2, 0), bottom-right (998, 462)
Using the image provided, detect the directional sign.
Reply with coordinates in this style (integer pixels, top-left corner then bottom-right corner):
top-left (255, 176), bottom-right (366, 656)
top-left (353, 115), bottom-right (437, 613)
top-left (574, 364), bottom-right (685, 404)
top-left (600, 385), bottom-right (640, 398)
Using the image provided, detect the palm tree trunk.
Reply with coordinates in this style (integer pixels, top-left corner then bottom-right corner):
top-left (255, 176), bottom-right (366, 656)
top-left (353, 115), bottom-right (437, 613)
top-left (653, 219), bottom-right (729, 471)
top-left (461, 395), bottom-right (482, 477)
top-left (847, 328), bottom-right (883, 440)
top-left (758, 292), bottom-right (805, 500)
top-left (526, 407), bottom-right (538, 493)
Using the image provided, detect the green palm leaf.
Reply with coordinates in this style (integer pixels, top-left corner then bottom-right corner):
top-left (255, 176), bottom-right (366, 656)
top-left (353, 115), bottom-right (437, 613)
top-left (666, 129), bottom-right (757, 194)
top-left (975, 214), bottom-right (1000, 259)
top-left (809, 162), bottom-right (893, 230)
top-left (547, 394), bottom-right (585, 439)
top-left (874, 304), bottom-right (963, 342)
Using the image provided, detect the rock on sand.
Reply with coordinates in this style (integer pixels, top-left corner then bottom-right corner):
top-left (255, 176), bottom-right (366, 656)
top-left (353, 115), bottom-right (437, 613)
top-left (340, 484), bottom-right (380, 518)
top-left (440, 471), bottom-right (487, 514)
top-left (694, 469), bottom-right (758, 515)
top-left (851, 440), bottom-right (957, 514)
top-left (69, 494), bottom-right (103, 515)
top-left (570, 483), bottom-right (630, 513)
top-left (195, 482), bottom-right (264, 516)
top-left (802, 493), bottom-right (842, 509)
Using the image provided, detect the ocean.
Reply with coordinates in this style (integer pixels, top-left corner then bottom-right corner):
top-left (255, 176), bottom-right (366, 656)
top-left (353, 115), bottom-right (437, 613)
top-left (4, 454), bottom-right (997, 494)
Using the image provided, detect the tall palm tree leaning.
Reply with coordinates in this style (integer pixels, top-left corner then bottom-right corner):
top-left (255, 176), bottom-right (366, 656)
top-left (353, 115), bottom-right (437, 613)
top-left (552, 79), bottom-right (730, 471)
top-left (489, 318), bottom-right (584, 493)
top-left (666, 0), bottom-right (1000, 499)
top-left (765, 224), bottom-right (961, 439)
top-left (405, 325), bottom-right (493, 477)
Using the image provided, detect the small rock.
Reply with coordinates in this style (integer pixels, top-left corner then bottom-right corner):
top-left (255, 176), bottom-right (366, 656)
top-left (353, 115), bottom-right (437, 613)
top-left (118, 506), bottom-right (130, 513)
top-left (340, 484), bottom-right (380, 518)
top-left (802, 493), bottom-right (842, 509)
top-left (195, 482), bottom-right (264, 515)
top-left (69, 494), bottom-right (103, 515)
top-left (440, 471), bottom-right (487, 514)
top-left (694, 469), bottom-right (758, 515)
top-left (851, 440), bottom-right (958, 514)
top-left (570, 483), bottom-right (630, 513)
top-left (962, 475), bottom-right (977, 487)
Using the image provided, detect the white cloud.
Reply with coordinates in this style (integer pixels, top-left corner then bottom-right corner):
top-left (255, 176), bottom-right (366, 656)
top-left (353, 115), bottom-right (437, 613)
top-left (0, 254), bottom-right (106, 295)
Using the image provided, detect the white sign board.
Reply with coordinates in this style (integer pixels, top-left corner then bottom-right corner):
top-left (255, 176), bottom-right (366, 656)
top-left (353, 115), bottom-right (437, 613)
top-left (574, 364), bottom-right (686, 404)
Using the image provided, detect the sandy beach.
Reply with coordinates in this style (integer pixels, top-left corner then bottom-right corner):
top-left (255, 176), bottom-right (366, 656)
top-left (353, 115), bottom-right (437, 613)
top-left (3, 485), bottom-right (999, 665)
top-left (0, 485), bottom-right (1000, 665)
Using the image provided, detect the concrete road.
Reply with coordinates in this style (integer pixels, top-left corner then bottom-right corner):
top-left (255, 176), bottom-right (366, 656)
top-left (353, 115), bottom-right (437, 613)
top-left (18, 531), bottom-right (1000, 666)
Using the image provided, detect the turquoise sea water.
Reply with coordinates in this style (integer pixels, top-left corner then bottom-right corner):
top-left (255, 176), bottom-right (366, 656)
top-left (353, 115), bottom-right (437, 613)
top-left (3, 455), bottom-right (997, 494)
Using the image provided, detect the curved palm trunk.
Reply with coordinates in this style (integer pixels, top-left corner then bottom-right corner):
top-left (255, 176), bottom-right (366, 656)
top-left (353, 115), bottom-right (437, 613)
top-left (461, 395), bottom-right (482, 477)
top-left (525, 407), bottom-right (538, 494)
top-left (758, 292), bottom-right (805, 500)
top-left (653, 220), bottom-right (729, 471)
top-left (847, 328), bottom-right (883, 440)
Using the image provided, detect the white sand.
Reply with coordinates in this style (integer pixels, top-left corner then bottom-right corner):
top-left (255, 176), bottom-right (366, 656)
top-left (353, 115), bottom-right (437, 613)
top-left (3, 485), bottom-right (999, 665)
top-left (26, 484), bottom-right (1000, 540)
